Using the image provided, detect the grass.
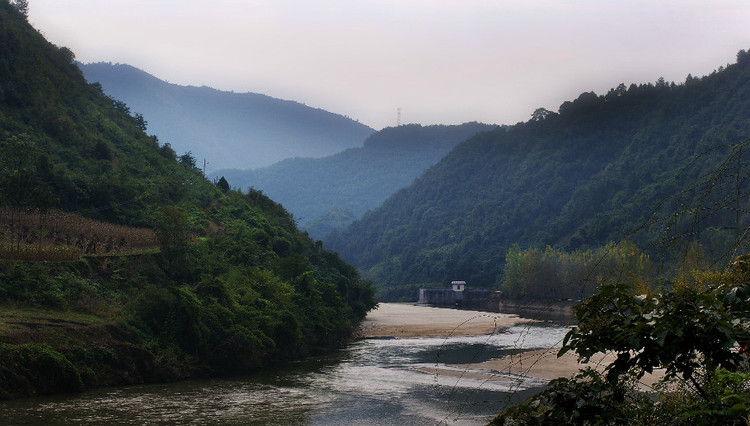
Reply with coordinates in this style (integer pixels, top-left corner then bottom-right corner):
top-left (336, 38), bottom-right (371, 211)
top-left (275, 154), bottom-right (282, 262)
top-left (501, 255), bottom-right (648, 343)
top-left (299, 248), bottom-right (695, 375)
top-left (0, 303), bottom-right (117, 345)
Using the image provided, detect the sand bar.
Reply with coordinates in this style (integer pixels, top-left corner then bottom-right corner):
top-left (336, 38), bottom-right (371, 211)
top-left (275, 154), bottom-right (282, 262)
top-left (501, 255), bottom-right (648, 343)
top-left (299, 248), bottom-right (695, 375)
top-left (359, 302), bottom-right (535, 338)
top-left (415, 348), bottom-right (664, 390)
top-left (361, 303), bottom-right (665, 389)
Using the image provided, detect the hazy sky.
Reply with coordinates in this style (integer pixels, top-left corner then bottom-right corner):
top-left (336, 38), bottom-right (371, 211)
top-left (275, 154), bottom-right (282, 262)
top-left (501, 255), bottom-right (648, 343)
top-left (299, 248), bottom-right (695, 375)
top-left (28, 0), bottom-right (750, 130)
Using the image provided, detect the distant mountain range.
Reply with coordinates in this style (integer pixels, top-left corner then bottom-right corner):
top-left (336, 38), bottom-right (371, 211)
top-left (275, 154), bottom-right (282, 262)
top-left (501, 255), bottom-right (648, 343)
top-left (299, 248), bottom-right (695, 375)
top-left (215, 122), bottom-right (496, 238)
top-left (78, 62), bottom-right (375, 172)
top-left (326, 50), bottom-right (750, 300)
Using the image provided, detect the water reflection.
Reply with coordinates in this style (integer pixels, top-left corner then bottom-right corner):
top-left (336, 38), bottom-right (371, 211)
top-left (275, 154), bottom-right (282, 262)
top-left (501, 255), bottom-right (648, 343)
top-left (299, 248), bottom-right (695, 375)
top-left (0, 322), bottom-right (569, 425)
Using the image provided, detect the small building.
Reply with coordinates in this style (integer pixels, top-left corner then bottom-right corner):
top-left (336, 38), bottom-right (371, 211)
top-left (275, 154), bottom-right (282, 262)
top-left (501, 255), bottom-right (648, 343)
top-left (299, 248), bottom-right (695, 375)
top-left (418, 281), bottom-right (498, 310)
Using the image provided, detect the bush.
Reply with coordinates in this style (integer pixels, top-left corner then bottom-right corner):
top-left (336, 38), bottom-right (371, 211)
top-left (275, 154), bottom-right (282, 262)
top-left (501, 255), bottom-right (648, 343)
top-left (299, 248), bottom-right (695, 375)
top-left (495, 256), bottom-right (750, 425)
top-left (0, 343), bottom-right (83, 398)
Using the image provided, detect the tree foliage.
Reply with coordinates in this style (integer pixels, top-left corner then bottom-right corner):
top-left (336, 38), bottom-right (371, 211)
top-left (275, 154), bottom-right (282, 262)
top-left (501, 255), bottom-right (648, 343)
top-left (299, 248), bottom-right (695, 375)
top-left (219, 122), bottom-right (496, 238)
top-left (0, 2), bottom-right (376, 398)
top-left (327, 49), bottom-right (750, 300)
top-left (493, 257), bottom-right (750, 425)
top-left (501, 241), bottom-right (652, 301)
top-left (9, 0), bottom-right (27, 17)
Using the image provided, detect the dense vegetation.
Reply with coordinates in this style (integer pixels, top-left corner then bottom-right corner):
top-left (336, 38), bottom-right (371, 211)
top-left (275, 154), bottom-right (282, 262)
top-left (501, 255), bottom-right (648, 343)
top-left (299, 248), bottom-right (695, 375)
top-left (216, 122), bottom-right (495, 238)
top-left (79, 62), bottom-right (375, 171)
top-left (493, 255), bottom-right (750, 425)
top-left (501, 241), bottom-right (654, 301)
top-left (327, 49), bottom-right (750, 301)
top-left (0, 1), bottom-right (375, 399)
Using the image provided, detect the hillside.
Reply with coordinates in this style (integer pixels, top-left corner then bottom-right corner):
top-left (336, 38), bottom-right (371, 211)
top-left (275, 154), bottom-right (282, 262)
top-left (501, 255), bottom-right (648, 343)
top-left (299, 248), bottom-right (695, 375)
top-left (0, 1), bottom-right (375, 399)
top-left (326, 50), bottom-right (750, 301)
top-left (78, 62), bottom-right (375, 172)
top-left (215, 122), bottom-right (496, 238)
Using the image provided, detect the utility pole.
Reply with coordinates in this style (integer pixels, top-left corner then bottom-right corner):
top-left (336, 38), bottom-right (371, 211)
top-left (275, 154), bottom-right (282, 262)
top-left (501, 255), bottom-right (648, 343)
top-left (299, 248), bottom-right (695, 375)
top-left (203, 158), bottom-right (208, 175)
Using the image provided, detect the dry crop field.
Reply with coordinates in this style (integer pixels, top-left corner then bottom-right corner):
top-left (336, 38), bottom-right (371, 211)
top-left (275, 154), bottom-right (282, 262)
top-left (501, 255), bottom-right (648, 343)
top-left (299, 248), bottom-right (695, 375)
top-left (0, 207), bottom-right (157, 261)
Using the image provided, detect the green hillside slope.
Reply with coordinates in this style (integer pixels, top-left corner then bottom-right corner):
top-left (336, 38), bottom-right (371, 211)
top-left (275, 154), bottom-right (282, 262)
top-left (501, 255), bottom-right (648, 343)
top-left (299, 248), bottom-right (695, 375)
top-left (0, 1), bottom-right (375, 399)
top-left (326, 50), bottom-right (750, 301)
top-left (216, 122), bottom-right (496, 238)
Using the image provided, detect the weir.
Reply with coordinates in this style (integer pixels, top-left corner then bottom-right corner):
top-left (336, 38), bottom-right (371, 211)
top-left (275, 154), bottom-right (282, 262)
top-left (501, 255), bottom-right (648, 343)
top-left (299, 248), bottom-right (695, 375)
top-left (417, 281), bottom-right (500, 311)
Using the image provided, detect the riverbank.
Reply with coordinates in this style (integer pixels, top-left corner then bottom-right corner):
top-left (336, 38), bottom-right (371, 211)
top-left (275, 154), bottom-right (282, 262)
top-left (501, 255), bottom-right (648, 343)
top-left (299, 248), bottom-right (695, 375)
top-left (0, 246), bottom-right (376, 400)
top-left (362, 303), bottom-right (664, 389)
top-left (359, 302), bottom-right (537, 338)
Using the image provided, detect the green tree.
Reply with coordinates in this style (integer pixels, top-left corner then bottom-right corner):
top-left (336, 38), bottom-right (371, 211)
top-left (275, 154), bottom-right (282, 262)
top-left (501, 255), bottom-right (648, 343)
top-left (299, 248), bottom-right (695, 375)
top-left (0, 135), bottom-right (40, 253)
top-left (134, 113), bottom-right (148, 132)
top-left (501, 241), bottom-right (653, 301)
top-left (216, 176), bottom-right (230, 193)
top-left (154, 206), bottom-right (192, 279)
top-left (493, 258), bottom-right (750, 424)
top-left (531, 107), bottom-right (555, 121)
top-left (11, 0), bottom-right (28, 17)
top-left (179, 152), bottom-right (197, 169)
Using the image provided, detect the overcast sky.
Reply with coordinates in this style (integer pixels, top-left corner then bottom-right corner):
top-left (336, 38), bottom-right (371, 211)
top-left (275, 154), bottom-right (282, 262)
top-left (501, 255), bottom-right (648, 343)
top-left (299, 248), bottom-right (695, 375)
top-left (28, 0), bottom-right (750, 130)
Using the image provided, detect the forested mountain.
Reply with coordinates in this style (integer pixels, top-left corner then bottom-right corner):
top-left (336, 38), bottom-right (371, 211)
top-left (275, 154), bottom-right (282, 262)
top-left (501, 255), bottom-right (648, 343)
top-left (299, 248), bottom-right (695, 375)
top-left (215, 122), bottom-right (495, 238)
top-left (78, 62), bottom-right (375, 172)
top-left (0, 1), bottom-right (374, 398)
top-left (326, 50), bottom-right (750, 300)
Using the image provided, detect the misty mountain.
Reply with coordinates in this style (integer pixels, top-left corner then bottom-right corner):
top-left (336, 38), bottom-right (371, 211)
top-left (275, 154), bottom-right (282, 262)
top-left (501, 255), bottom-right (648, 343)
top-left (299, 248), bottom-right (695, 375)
top-left (78, 62), bottom-right (375, 172)
top-left (325, 50), bottom-right (750, 300)
top-left (215, 122), bottom-right (496, 238)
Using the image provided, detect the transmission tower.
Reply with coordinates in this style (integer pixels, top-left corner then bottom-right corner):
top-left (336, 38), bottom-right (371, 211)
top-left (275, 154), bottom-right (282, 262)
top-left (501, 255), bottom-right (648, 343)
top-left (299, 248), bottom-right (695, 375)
top-left (397, 107), bottom-right (402, 127)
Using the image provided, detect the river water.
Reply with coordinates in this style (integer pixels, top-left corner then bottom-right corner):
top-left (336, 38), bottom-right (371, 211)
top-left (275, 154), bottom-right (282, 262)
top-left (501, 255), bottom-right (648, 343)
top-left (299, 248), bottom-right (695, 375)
top-left (0, 321), bottom-right (569, 425)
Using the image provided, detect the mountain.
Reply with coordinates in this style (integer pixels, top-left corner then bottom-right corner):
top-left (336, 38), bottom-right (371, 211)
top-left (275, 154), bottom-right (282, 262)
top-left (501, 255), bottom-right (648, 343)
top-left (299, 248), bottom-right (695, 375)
top-left (0, 1), bottom-right (374, 399)
top-left (215, 122), bottom-right (496, 238)
top-left (325, 51), bottom-right (750, 301)
top-left (77, 62), bottom-right (375, 172)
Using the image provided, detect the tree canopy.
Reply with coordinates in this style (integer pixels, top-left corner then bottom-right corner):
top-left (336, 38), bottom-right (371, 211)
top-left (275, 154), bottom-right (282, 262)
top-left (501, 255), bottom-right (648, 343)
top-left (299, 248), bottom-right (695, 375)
top-left (0, 0), bottom-right (376, 398)
top-left (326, 49), bottom-right (750, 301)
top-left (493, 257), bottom-right (750, 425)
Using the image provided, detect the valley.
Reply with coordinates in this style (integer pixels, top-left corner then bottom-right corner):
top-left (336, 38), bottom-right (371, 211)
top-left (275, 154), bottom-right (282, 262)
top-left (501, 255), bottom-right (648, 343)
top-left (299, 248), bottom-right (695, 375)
top-left (3, 0), bottom-right (750, 422)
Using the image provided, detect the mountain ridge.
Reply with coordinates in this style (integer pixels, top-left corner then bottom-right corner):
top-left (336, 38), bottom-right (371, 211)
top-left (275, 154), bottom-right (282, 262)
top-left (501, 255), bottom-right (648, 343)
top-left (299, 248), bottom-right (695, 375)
top-left (78, 62), bottom-right (375, 172)
top-left (214, 122), bottom-right (496, 238)
top-left (325, 50), bottom-right (750, 300)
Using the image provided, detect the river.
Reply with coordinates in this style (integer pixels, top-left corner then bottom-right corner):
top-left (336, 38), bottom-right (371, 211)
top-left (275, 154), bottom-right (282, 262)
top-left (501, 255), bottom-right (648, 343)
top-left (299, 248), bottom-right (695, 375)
top-left (0, 309), bottom-right (569, 425)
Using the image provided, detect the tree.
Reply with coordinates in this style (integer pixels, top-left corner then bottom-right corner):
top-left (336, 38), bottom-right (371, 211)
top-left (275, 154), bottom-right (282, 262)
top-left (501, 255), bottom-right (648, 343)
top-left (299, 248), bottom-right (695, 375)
top-left (59, 46), bottom-right (74, 64)
top-left (134, 113), bottom-right (148, 132)
top-left (606, 83), bottom-right (627, 100)
top-left (0, 135), bottom-right (40, 254)
top-left (154, 206), bottom-right (192, 279)
top-left (111, 98), bottom-right (130, 115)
top-left (159, 143), bottom-right (177, 161)
top-left (11, 0), bottom-right (28, 18)
top-left (216, 176), bottom-right (230, 193)
top-left (179, 152), bottom-right (197, 169)
top-left (530, 107), bottom-right (555, 121)
top-left (33, 185), bottom-right (57, 255)
top-left (493, 259), bottom-right (750, 424)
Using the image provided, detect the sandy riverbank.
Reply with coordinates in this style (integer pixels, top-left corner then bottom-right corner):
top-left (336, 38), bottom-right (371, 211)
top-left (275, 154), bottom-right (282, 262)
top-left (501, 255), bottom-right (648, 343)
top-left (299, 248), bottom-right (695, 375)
top-left (359, 302), bottom-right (536, 338)
top-left (361, 303), bottom-right (664, 389)
top-left (415, 348), bottom-right (665, 390)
